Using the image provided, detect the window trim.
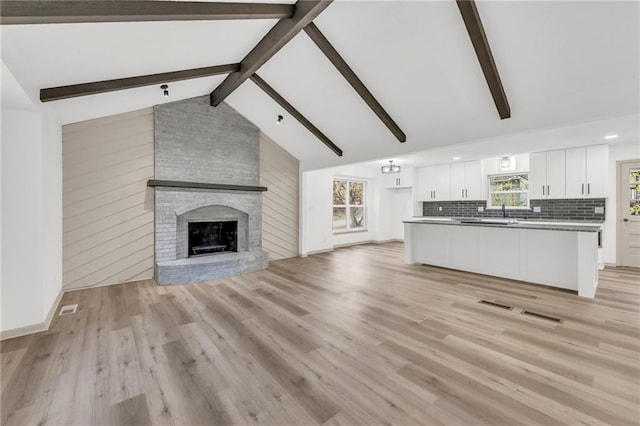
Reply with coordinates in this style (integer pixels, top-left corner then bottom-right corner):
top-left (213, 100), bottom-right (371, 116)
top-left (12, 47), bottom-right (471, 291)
top-left (487, 172), bottom-right (531, 210)
top-left (332, 179), bottom-right (367, 234)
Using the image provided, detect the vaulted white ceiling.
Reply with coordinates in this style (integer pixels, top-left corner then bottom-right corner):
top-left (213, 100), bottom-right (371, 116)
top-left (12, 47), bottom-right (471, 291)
top-left (2, 0), bottom-right (638, 170)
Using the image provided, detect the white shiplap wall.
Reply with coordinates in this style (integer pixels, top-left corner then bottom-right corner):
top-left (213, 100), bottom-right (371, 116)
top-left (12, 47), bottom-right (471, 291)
top-left (62, 108), bottom-right (154, 290)
top-left (260, 132), bottom-right (299, 260)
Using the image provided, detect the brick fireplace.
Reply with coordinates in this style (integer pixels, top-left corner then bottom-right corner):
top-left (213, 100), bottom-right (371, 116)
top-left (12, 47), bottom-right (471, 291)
top-left (152, 96), bottom-right (268, 285)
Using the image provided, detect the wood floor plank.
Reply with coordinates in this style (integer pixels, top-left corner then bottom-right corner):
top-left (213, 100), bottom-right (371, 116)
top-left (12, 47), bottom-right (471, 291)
top-left (129, 314), bottom-right (185, 425)
top-left (1, 332), bottom-right (59, 425)
top-left (109, 326), bottom-right (144, 406)
top-left (1, 242), bottom-right (638, 425)
top-left (110, 393), bottom-right (151, 426)
top-left (161, 339), bottom-right (232, 425)
top-left (0, 348), bottom-right (27, 394)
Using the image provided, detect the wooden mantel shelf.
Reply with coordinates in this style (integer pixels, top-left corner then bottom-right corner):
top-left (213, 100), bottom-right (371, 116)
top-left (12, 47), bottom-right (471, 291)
top-left (147, 179), bottom-right (267, 192)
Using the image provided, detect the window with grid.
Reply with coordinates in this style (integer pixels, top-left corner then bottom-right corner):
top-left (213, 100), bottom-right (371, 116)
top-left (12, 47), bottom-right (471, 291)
top-left (332, 180), bottom-right (366, 232)
top-left (488, 173), bottom-right (530, 209)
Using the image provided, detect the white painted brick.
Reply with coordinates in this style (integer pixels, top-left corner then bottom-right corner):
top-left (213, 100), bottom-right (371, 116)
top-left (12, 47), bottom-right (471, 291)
top-left (153, 97), bottom-right (267, 284)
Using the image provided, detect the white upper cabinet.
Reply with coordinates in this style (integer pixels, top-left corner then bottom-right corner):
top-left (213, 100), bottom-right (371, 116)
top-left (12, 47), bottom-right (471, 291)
top-left (565, 147), bottom-right (586, 198)
top-left (417, 164), bottom-right (451, 201)
top-left (451, 161), bottom-right (482, 200)
top-left (450, 163), bottom-right (465, 200)
top-left (585, 145), bottom-right (608, 197)
top-left (565, 144), bottom-right (608, 198)
top-left (412, 145), bottom-right (608, 205)
top-left (530, 150), bottom-right (566, 199)
top-left (383, 167), bottom-right (413, 189)
top-left (529, 152), bottom-right (546, 199)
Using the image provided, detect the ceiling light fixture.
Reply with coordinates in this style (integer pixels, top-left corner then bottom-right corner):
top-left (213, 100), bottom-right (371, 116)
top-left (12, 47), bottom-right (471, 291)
top-left (381, 160), bottom-right (401, 174)
top-left (276, 114), bottom-right (284, 124)
top-left (604, 134), bottom-right (618, 140)
top-left (161, 84), bottom-right (169, 97)
top-left (453, 156), bottom-right (461, 160)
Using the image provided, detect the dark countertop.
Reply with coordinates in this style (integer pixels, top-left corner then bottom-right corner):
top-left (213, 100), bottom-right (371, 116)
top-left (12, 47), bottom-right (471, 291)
top-left (403, 218), bottom-right (602, 233)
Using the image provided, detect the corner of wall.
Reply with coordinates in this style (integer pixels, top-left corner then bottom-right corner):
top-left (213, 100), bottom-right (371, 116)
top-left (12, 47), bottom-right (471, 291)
top-left (1, 103), bottom-right (64, 335)
top-left (41, 107), bottom-right (63, 319)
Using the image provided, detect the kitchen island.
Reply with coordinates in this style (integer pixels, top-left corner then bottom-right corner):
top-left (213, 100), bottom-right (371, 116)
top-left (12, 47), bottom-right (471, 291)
top-left (404, 218), bottom-right (602, 298)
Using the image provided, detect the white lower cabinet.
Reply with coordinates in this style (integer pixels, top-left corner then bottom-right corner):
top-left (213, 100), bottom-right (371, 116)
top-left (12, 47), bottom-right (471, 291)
top-left (404, 222), bottom-right (599, 298)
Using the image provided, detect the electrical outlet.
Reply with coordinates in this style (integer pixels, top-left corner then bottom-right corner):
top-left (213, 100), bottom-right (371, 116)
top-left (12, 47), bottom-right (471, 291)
top-left (533, 206), bottom-right (541, 213)
top-left (477, 206), bottom-right (484, 212)
top-left (595, 206), bottom-right (604, 214)
top-left (438, 206), bottom-right (442, 212)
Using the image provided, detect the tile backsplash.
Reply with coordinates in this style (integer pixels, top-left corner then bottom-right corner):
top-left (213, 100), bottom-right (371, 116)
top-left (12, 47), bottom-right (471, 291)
top-left (422, 198), bottom-right (606, 222)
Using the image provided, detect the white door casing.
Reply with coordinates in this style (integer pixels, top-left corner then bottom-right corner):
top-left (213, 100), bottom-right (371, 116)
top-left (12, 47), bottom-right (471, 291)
top-left (618, 159), bottom-right (640, 268)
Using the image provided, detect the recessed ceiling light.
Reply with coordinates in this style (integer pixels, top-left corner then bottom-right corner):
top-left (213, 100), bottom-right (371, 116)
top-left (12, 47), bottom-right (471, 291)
top-left (604, 134), bottom-right (618, 140)
top-left (453, 156), bottom-right (461, 160)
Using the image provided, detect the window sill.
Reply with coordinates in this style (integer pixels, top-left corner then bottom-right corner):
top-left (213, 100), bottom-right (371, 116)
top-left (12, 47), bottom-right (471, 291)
top-left (333, 229), bottom-right (368, 235)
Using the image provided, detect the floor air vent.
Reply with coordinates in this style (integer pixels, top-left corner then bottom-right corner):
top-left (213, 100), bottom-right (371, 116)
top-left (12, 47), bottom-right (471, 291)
top-left (58, 304), bottom-right (78, 316)
top-left (522, 310), bottom-right (562, 323)
top-left (478, 300), bottom-right (513, 310)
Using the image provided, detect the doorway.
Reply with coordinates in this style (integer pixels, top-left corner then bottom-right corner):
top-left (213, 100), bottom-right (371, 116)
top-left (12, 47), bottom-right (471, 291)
top-left (618, 159), bottom-right (640, 267)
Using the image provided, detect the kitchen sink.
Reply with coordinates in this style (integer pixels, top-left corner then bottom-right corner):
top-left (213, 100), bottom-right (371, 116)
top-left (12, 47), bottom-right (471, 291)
top-left (458, 218), bottom-right (519, 225)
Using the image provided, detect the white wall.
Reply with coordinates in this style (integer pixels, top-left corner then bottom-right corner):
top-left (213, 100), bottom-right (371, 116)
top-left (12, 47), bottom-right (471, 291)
top-left (300, 165), bottom-right (412, 255)
top-left (604, 141), bottom-right (640, 264)
top-left (1, 61), bottom-right (63, 335)
top-left (1, 107), bottom-right (62, 333)
top-left (1, 109), bottom-right (45, 331)
top-left (301, 168), bottom-right (333, 254)
top-left (40, 108), bottom-right (63, 317)
top-left (0, 89), bottom-right (2, 338)
top-left (377, 187), bottom-right (413, 241)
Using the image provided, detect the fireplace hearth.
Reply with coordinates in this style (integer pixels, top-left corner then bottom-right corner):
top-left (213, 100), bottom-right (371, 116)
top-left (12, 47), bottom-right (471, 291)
top-left (188, 221), bottom-right (237, 257)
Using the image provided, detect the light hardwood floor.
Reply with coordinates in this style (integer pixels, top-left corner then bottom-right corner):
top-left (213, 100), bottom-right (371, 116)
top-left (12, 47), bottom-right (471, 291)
top-left (2, 242), bottom-right (639, 425)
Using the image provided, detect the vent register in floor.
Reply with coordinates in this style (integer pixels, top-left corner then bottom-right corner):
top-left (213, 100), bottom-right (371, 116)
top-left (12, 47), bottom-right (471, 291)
top-left (58, 304), bottom-right (78, 316)
top-left (478, 299), bottom-right (563, 323)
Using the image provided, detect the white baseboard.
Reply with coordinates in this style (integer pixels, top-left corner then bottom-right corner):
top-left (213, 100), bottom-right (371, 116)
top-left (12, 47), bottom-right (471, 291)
top-left (302, 239), bottom-right (404, 256)
top-left (1, 289), bottom-right (64, 341)
top-left (333, 240), bottom-right (375, 249)
top-left (302, 247), bottom-right (334, 256)
top-left (334, 239), bottom-right (404, 249)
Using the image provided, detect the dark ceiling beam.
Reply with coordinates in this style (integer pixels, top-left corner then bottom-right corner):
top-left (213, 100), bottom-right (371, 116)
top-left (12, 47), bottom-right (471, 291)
top-left (456, 0), bottom-right (510, 119)
top-left (303, 22), bottom-right (406, 143)
top-left (210, 0), bottom-right (333, 107)
top-left (40, 63), bottom-right (240, 102)
top-left (250, 73), bottom-right (343, 157)
top-left (0, 1), bottom-right (294, 25)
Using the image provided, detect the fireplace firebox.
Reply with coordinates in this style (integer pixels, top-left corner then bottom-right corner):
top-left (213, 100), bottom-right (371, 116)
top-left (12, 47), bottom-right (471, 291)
top-left (188, 221), bottom-right (237, 257)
